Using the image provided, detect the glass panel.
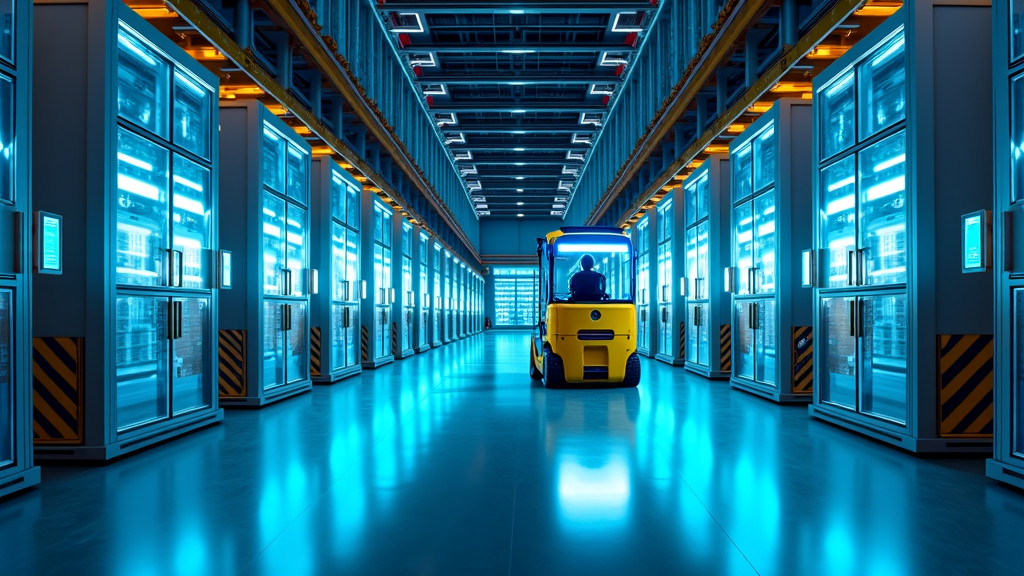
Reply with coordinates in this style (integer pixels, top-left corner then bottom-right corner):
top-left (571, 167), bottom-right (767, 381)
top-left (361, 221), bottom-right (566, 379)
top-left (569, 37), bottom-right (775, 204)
top-left (286, 205), bottom-right (307, 296)
top-left (172, 72), bottom-right (210, 159)
top-left (734, 202), bottom-right (753, 295)
top-left (286, 144), bottom-right (307, 204)
top-left (331, 303), bottom-right (345, 369)
top-left (172, 297), bottom-right (209, 415)
top-left (332, 222), bottom-right (346, 302)
top-left (859, 34), bottom-right (906, 139)
top-left (262, 125), bottom-right (285, 193)
top-left (262, 193), bottom-right (286, 296)
top-left (685, 184), bottom-right (697, 227)
top-left (859, 131), bottom-right (907, 286)
top-left (696, 222), bottom-right (709, 299)
top-left (346, 304), bottom-right (358, 367)
top-left (820, 70), bottom-right (855, 158)
top-left (821, 156), bottom-right (856, 288)
top-left (0, 75), bottom-right (12, 204)
top-left (1014, 289), bottom-right (1024, 456)
top-left (686, 303), bottom-right (698, 364)
top-left (754, 192), bottom-right (777, 294)
top-left (754, 124), bottom-right (776, 191)
top-left (116, 296), bottom-right (169, 431)
top-left (346, 183), bottom-right (360, 230)
top-left (0, 0), bottom-right (12, 64)
top-left (373, 205), bottom-right (384, 243)
top-left (172, 155), bottom-right (210, 289)
top-left (552, 236), bottom-right (633, 302)
top-left (734, 302), bottom-right (753, 380)
top-left (117, 129), bottom-right (168, 287)
top-left (861, 294), bottom-right (907, 423)
top-left (330, 171), bottom-right (345, 223)
top-left (0, 290), bottom-right (11, 466)
top-left (755, 298), bottom-right (776, 386)
top-left (697, 175), bottom-right (710, 221)
top-left (262, 302), bottom-right (284, 389)
top-left (733, 144), bottom-right (753, 202)
top-left (346, 229), bottom-right (359, 303)
top-left (286, 302), bottom-right (308, 384)
top-left (117, 29), bottom-right (168, 137)
top-left (697, 303), bottom-right (709, 367)
top-left (1014, 1), bottom-right (1024, 63)
top-left (1012, 74), bottom-right (1024, 204)
top-left (685, 227), bottom-right (697, 299)
top-left (821, 296), bottom-right (856, 409)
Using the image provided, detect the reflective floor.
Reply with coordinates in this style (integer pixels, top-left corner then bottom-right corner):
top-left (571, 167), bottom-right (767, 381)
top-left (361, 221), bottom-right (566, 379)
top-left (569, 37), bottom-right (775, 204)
top-left (3, 330), bottom-right (1024, 575)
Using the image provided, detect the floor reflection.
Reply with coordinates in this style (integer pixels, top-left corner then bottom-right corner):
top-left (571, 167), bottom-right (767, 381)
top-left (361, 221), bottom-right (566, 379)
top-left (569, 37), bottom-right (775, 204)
top-left (1, 331), bottom-right (1023, 576)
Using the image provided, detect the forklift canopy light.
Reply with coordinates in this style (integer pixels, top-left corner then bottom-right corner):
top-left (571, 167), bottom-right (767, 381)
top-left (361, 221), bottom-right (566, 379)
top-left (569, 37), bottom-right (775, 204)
top-left (556, 242), bottom-right (629, 254)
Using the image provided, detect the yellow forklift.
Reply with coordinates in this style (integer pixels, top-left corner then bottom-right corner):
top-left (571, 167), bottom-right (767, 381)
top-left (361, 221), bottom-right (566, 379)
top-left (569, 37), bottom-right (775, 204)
top-left (530, 227), bottom-right (641, 387)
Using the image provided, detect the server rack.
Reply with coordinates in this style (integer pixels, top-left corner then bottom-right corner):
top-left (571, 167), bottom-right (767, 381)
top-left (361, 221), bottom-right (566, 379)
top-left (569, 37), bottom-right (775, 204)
top-left (0, 0), bottom-right (38, 494)
top-left (809, 4), bottom-right (992, 452)
top-left (310, 158), bottom-right (361, 383)
top-left (415, 230), bottom-right (431, 352)
top-left (635, 214), bottom-right (653, 357)
top-left (361, 196), bottom-right (394, 368)
top-left (395, 220), bottom-right (415, 359)
top-left (458, 261), bottom-right (467, 338)
top-left (219, 100), bottom-right (312, 406)
top-left (728, 99), bottom-right (814, 403)
top-left (431, 242), bottom-right (442, 346)
top-left (442, 250), bottom-right (453, 343)
top-left (682, 155), bottom-right (732, 379)
top-left (989, 0), bottom-right (1024, 485)
top-left (654, 194), bottom-right (685, 365)
top-left (33, 3), bottom-right (222, 458)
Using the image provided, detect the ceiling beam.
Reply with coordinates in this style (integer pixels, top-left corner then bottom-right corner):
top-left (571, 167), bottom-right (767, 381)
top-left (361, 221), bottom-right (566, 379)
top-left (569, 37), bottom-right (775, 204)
top-left (429, 103), bottom-right (608, 112)
top-left (441, 124), bottom-right (596, 134)
top-left (377, 2), bottom-right (656, 13)
top-left (415, 75), bottom-right (623, 85)
top-left (404, 43), bottom-right (638, 53)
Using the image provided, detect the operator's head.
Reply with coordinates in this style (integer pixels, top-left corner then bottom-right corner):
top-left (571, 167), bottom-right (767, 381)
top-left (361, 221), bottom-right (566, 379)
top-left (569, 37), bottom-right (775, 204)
top-left (580, 254), bottom-right (595, 271)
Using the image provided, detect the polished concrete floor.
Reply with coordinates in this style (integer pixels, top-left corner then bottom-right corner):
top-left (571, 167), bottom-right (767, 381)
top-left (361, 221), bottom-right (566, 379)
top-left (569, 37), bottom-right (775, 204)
top-left (2, 330), bottom-right (1024, 575)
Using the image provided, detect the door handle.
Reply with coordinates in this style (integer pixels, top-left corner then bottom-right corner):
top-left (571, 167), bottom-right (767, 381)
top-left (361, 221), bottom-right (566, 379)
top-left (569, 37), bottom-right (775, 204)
top-left (748, 302), bottom-right (757, 330)
top-left (693, 306), bottom-right (700, 327)
top-left (848, 299), bottom-right (857, 338)
top-left (343, 306), bottom-right (351, 328)
top-left (168, 300), bottom-right (176, 340)
top-left (283, 268), bottom-right (293, 295)
top-left (747, 268), bottom-right (755, 295)
top-left (169, 249), bottom-right (184, 287)
top-left (282, 304), bottom-right (292, 331)
top-left (176, 301), bottom-right (183, 339)
top-left (857, 248), bottom-right (867, 286)
top-left (846, 250), bottom-right (856, 287)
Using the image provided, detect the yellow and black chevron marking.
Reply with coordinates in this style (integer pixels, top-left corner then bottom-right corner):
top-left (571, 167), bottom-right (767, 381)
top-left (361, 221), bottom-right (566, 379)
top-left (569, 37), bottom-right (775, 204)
top-left (938, 334), bottom-right (994, 438)
top-left (361, 324), bottom-right (370, 363)
top-left (719, 324), bottom-right (732, 372)
top-left (792, 326), bottom-right (813, 395)
top-left (678, 320), bottom-right (685, 359)
top-left (310, 326), bottom-right (322, 376)
top-left (391, 321), bottom-right (398, 355)
top-left (218, 329), bottom-right (247, 398)
top-left (32, 337), bottom-right (84, 445)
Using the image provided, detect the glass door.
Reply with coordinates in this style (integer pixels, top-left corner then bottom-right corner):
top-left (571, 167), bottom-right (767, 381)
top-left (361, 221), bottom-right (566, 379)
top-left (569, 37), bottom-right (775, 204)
top-left (419, 234), bottom-right (429, 346)
top-left (262, 302), bottom-right (285, 389)
top-left (115, 296), bottom-right (169, 430)
top-left (171, 297), bottom-right (210, 414)
top-left (636, 218), bottom-right (649, 351)
top-left (285, 301), bottom-right (308, 384)
top-left (432, 247), bottom-right (441, 342)
top-left (0, 290), bottom-right (12, 466)
top-left (403, 255), bottom-right (413, 350)
top-left (657, 199), bottom-right (673, 356)
top-left (331, 222), bottom-right (346, 370)
top-left (345, 229), bottom-right (359, 367)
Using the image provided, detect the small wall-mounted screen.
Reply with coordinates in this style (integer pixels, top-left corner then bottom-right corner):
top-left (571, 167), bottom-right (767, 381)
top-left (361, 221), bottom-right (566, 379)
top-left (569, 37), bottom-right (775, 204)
top-left (35, 211), bottom-right (62, 275)
top-left (961, 210), bottom-right (990, 273)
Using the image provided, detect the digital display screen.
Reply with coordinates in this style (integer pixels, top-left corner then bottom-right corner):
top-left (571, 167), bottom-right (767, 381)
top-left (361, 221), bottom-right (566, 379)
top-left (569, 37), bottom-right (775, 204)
top-left (34, 211), bottom-right (62, 275)
top-left (961, 210), bottom-right (989, 273)
top-left (220, 250), bottom-right (232, 289)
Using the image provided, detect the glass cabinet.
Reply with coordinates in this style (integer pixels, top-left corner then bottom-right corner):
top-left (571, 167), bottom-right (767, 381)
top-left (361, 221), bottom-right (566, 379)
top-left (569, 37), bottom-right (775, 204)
top-left (31, 3), bottom-right (222, 461)
top-left (360, 198), bottom-right (394, 367)
top-left (812, 5), bottom-right (993, 453)
top-left (417, 232), bottom-right (431, 352)
top-left (728, 102), bottom-right (813, 405)
top-left (635, 216), bottom-right (651, 355)
top-left (399, 222), bottom-right (415, 357)
top-left (311, 159), bottom-right (361, 383)
top-left (217, 100), bottom-right (311, 406)
top-left (432, 244), bottom-right (442, 345)
top-left (656, 199), bottom-right (673, 359)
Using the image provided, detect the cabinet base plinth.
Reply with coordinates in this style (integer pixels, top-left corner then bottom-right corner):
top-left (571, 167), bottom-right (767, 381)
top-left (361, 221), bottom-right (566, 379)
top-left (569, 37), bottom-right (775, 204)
top-left (362, 355), bottom-right (395, 369)
top-left (312, 365), bottom-right (361, 385)
top-left (35, 409), bottom-right (224, 461)
top-left (221, 381), bottom-right (312, 408)
top-left (684, 363), bottom-right (730, 380)
top-left (415, 343), bottom-right (432, 353)
top-left (0, 467), bottom-right (41, 500)
top-left (809, 404), bottom-right (991, 454)
top-left (396, 348), bottom-right (415, 359)
top-left (987, 459), bottom-right (1024, 492)
top-left (731, 379), bottom-right (812, 404)
top-left (654, 353), bottom-right (686, 366)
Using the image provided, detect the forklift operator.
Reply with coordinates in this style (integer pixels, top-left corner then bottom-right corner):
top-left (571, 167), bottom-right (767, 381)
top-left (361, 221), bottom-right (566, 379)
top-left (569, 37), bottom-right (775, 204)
top-left (569, 254), bottom-right (607, 301)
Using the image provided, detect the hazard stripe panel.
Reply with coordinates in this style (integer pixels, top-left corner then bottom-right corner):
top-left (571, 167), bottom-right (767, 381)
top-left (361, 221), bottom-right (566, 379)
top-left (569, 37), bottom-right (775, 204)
top-left (310, 326), bottom-right (322, 377)
top-left (391, 321), bottom-right (398, 355)
top-left (678, 320), bottom-right (685, 359)
top-left (218, 329), bottom-right (247, 398)
top-left (32, 337), bottom-right (84, 445)
top-left (938, 334), bottom-right (994, 438)
top-left (792, 326), bottom-right (813, 395)
top-left (360, 324), bottom-right (369, 363)
top-left (719, 324), bottom-right (732, 372)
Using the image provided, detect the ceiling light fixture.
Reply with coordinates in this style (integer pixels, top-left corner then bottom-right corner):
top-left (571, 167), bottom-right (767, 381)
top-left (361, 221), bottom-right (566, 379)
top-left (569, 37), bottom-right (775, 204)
top-left (517, 201), bottom-right (524, 206)
top-left (515, 176), bottom-right (525, 180)
top-left (517, 213), bottom-right (524, 218)
top-left (502, 49), bottom-right (536, 55)
top-left (513, 147), bottom-right (525, 152)
top-left (516, 189), bottom-right (524, 192)
top-left (511, 109), bottom-right (527, 114)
